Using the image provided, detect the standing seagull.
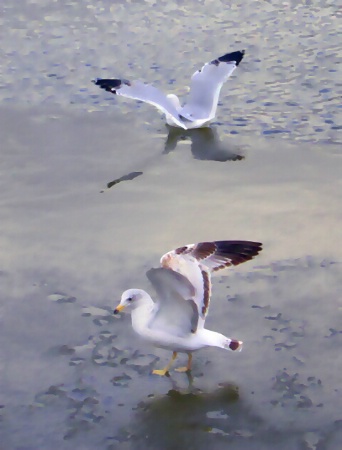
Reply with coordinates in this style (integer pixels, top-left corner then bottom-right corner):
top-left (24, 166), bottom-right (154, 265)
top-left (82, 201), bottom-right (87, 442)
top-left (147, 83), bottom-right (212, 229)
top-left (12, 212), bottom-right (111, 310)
top-left (93, 50), bottom-right (245, 130)
top-left (114, 240), bottom-right (262, 376)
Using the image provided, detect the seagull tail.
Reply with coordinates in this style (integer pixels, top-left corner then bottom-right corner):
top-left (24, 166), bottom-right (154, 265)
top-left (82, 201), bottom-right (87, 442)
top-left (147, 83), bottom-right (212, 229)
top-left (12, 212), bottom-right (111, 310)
top-left (223, 338), bottom-right (243, 352)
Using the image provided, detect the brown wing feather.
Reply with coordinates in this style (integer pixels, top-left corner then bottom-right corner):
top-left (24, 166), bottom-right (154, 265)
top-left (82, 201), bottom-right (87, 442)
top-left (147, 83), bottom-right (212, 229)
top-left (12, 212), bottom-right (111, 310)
top-left (174, 240), bottom-right (262, 272)
top-left (201, 269), bottom-right (211, 316)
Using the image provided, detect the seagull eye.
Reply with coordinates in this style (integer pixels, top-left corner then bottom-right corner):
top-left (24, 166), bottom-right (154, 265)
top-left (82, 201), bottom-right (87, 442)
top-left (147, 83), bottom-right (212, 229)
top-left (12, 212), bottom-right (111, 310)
top-left (127, 297), bottom-right (133, 302)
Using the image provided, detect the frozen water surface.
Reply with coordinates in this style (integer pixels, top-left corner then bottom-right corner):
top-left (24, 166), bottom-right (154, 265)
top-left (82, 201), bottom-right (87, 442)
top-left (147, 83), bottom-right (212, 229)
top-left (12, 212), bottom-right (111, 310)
top-left (0, 1), bottom-right (341, 449)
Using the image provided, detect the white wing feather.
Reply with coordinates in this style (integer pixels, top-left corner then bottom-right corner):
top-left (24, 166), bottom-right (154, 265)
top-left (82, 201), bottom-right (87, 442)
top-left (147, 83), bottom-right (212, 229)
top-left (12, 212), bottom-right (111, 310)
top-left (93, 78), bottom-right (187, 129)
top-left (180, 61), bottom-right (237, 121)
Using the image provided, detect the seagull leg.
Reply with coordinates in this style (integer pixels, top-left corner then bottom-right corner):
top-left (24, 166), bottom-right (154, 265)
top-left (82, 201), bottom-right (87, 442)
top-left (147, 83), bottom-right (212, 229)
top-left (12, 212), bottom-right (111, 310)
top-left (175, 353), bottom-right (192, 373)
top-left (152, 351), bottom-right (178, 376)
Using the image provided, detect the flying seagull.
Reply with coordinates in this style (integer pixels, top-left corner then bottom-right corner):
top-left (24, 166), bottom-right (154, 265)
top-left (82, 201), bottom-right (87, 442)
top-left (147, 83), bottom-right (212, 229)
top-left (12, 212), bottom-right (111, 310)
top-left (114, 239), bottom-right (262, 376)
top-left (93, 50), bottom-right (245, 130)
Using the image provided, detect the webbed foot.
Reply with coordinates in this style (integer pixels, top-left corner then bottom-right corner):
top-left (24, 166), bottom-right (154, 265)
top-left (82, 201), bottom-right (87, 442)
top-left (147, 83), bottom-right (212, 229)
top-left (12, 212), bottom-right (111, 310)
top-left (152, 351), bottom-right (178, 376)
top-left (152, 368), bottom-right (170, 376)
top-left (175, 366), bottom-right (191, 373)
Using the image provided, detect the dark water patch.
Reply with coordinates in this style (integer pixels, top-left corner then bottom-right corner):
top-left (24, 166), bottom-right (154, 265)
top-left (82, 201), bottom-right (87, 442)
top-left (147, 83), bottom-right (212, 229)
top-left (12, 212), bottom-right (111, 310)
top-left (111, 373), bottom-right (132, 388)
top-left (325, 328), bottom-right (342, 338)
top-left (271, 369), bottom-right (323, 409)
top-left (262, 129), bottom-right (290, 135)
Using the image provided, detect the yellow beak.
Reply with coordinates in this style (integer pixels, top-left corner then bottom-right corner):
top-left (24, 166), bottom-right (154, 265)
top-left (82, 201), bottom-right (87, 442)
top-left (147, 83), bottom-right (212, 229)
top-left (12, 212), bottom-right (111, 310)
top-left (114, 304), bottom-right (125, 314)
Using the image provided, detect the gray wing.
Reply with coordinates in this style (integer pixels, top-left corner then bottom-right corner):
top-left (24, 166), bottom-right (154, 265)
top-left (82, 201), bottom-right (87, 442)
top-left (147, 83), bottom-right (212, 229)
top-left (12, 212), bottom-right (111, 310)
top-left (180, 50), bottom-right (245, 121)
top-left (93, 78), bottom-right (187, 129)
top-left (146, 267), bottom-right (199, 335)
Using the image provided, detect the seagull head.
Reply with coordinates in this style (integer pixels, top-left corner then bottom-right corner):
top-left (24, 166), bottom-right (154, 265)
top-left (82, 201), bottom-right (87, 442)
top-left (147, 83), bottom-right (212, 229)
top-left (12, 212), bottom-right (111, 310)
top-left (166, 93), bottom-right (181, 111)
top-left (114, 289), bottom-right (148, 314)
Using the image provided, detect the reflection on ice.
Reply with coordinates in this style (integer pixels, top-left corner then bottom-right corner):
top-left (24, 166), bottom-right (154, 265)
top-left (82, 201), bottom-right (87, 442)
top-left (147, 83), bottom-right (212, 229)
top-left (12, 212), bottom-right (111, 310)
top-left (164, 126), bottom-right (245, 162)
top-left (104, 171), bottom-right (143, 191)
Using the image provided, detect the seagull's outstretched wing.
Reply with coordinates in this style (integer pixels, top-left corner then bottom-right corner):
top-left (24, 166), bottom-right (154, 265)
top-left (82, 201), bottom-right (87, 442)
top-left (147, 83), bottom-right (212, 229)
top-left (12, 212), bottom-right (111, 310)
top-left (160, 240), bottom-right (262, 327)
top-left (180, 50), bottom-right (245, 122)
top-left (146, 267), bottom-right (200, 336)
top-left (93, 78), bottom-right (187, 129)
top-left (171, 240), bottom-right (263, 272)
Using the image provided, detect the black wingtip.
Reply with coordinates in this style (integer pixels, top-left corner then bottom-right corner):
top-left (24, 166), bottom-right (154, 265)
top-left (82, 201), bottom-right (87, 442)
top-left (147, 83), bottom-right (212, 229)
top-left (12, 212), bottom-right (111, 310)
top-left (214, 240), bottom-right (262, 266)
top-left (218, 50), bottom-right (245, 66)
top-left (92, 78), bottom-right (123, 93)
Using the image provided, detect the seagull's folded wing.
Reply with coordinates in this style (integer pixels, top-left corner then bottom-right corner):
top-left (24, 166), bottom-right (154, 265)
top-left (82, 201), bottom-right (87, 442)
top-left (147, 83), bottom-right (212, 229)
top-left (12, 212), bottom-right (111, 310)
top-left (146, 267), bottom-right (199, 335)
